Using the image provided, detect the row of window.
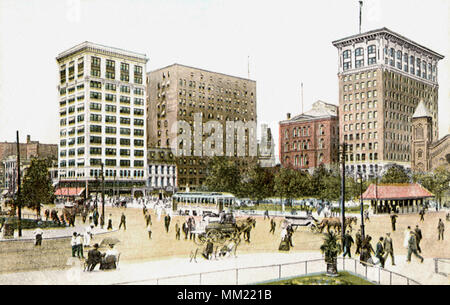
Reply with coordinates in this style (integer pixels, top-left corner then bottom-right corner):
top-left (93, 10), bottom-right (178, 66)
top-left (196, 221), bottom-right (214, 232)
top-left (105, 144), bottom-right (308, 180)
top-left (343, 90), bottom-right (377, 101)
top-left (343, 111), bottom-right (377, 121)
top-left (88, 57), bottom-right (143, 84)
top-left (343, 71), bottom-right (377, 82)
top-left (343, 80), bottom-right (377, 91)
top-left (343, 100), bottom-right (377, 112)
top-left (343, 121), bottom-right (378, 131)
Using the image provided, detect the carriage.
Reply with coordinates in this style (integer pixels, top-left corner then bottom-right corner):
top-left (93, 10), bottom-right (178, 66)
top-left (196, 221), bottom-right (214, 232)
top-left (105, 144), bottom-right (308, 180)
top-left (284, 215), bottom-right (320, 232)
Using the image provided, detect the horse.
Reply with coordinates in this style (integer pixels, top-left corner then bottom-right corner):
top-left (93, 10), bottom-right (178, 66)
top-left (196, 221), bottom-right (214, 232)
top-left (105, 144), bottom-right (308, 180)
top-left (315, 216), bottom-right (358, 233)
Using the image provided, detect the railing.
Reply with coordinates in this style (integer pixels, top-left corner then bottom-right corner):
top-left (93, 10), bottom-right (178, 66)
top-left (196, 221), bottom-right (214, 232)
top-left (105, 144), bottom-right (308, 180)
top-left (112, 257), bottom-right (420, 285)
top-left (434, 258), bottom-right (450, 276)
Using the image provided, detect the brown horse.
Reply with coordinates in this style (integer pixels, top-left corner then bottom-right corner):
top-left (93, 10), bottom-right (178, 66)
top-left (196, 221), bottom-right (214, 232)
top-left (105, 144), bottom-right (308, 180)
top-left (316, 216), bottom-right (357, 233)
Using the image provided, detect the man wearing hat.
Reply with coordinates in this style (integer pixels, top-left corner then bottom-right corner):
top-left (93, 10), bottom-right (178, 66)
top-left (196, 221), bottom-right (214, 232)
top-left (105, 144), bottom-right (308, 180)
top-left (383, 232), bottom-right (395, 266)
top-left (86, 243), bottom-right (103, 271)
top-left (390, 212), bottom-right (398, 231)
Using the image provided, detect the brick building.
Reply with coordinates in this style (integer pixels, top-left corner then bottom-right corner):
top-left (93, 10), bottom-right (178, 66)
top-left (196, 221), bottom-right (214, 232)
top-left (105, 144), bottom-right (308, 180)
top-left (147, 64), bottom-right (257, 191)
top-left (411, 101), bottom-right (450, 172)
top-left (279, 100), bottom-right (339, 172)
top-left (332, 27), bottom-right (444, 179)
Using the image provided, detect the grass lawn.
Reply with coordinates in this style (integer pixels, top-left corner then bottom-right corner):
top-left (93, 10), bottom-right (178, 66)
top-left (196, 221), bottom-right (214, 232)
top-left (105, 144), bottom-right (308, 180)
top-left (263, 272), bottom-right (374, 285)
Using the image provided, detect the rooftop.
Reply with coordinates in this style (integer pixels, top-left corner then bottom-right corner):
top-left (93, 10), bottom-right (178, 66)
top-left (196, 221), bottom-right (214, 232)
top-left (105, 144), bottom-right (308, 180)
top-left (362, 183), bottom-right (434, 200)
top-left (148, 63), bottom-right (256, 83)
top-left (56, 41), bottom-right (149, 62)
top-left (332, 27), bottom-right (445, 60)
top-left (280, 100), bottom-right (338, 124)
top-left (412, 100), bottom-right (432, 119)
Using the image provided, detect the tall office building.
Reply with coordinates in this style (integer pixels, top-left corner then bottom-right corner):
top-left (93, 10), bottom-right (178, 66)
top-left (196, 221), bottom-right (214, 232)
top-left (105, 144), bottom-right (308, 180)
top-left (56, 42), bottom-right (148, 195)
top-left (147, 64), bottom-right (257, 191)
top-left (332, 28), bottom-right (444, 178)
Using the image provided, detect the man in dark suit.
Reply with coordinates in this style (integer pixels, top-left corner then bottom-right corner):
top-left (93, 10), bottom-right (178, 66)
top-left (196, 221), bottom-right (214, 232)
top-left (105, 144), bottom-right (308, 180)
top-left (342, 230), bottom-right (354, 258)
top-left (269, 218), bottom-right (276, 234)
top-left (375, 237), bottom-right (385, 268)
top-left (414, 225), bottom-right (423, 253)
top-left (164, 214), bottom-right (171, 233)
top-left (86, 243), bottom-right (103, 272)
top-left (390, 212), bottom-right (398, 231)
top-left (119, 212), bottom-right (126, 230)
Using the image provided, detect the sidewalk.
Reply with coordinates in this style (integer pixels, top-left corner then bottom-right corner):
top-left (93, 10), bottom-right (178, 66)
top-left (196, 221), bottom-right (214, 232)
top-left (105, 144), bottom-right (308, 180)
top-left (0, 225), bottom-right (115, 242)
top-left (0, 251), bottom-right (447, 285)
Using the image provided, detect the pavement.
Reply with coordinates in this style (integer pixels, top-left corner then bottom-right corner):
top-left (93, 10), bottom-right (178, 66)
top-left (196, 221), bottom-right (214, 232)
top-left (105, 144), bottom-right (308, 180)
top-left (0, 225), bottom-right (114, 242)
top-left (0, 250), bottom-right (447, 285)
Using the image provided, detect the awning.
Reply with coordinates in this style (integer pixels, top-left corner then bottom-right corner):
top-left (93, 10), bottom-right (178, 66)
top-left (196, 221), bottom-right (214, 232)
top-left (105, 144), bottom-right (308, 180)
top-left (362, 183), bottom-right (434, 200)
top-left (54, 187), bottom-right (85, 197)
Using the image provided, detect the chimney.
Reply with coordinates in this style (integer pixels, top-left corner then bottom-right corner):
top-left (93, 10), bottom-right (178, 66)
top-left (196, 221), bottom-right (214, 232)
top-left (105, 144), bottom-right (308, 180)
top-left (287, 113), bottom-right (291, 119)
top-left (27, 135), bottom-right (31, 143)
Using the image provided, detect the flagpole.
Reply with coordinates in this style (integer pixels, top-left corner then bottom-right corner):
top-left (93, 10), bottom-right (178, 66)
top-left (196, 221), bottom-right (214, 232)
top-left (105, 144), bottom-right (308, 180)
top-left (359, 1), bottom-right (363, 34)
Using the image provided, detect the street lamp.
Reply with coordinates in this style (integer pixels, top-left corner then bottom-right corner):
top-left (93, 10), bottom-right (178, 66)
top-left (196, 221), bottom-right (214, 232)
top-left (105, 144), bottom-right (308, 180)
top-left (357, 171), bottom-right (365, 239)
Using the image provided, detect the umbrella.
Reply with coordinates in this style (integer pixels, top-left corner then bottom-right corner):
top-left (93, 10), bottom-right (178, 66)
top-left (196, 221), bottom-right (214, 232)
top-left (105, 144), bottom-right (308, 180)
top-left (100, 237), bottom-right (120, 247)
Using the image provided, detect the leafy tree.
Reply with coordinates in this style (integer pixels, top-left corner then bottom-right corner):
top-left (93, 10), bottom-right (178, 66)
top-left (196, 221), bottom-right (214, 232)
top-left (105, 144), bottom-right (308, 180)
top-left (244, 163), bottom-right (275, 202)
top-left (380, 164), bottom-right (410, 184)
top-left (274, 167), bottom-right (297, 206)
top-left (413, 166), bottom-right (450, 209)
top-left (203, 157), bottom-right (242, 194)
top-left (21, 158), bottom-right (54, 217)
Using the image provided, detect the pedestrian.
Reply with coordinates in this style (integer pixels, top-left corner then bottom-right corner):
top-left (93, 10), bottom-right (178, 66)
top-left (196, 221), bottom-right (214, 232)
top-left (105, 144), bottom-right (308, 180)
top-left (403, 226), bottom-right (411, 249)
top-left (76, 233), bottom-right (84, 258)
top-left (390, 212), bottom-right (398, 231)
top-left (188, 217), bottom-right (196, 241)
top-left (359, 235), bottom-right (374, 265)
top-left (364, 210), bottom-right (370, 223)
top-left (33, 228), bottom-right (43, 246)
top-left (264, 209), bottom-right (269, 220)
top-left (84, 224), bottom-right (93, 247)
top-left (175, 221), bottom-right (181, 240)
top-left (286, 224), bottom-right (293, 247)
top-left (44, 209), bottom-right (50, 221)
top-left (147, 223), bottom-right (152, 239)
top-left (438, 219), bottom-right (445, 240)
top-left (414, 225), bottom-right (422, 253)
top-left (342, 230), bottom-right (354, 258)
top-left (279, 227), bottom-right (290, 251)
top-left (383, 232), bottom-right (395, 266)
top-left (164, 214), bottom-right (171, 233)
top-left (182, 220), bottom-right (189, 240)
top-left (93, 210), bottom-right (99, 227)
top-left (419, 208), bottom-right (425, 222)
top-left (269, 218), bottom-right (276, 234)
top-left (119, 212), bottom-right (126, 230)
top-left (355, 229), bottom-right (362, 255)
top-left (407, 230), bottom-right (424, 263)
top-left (375, 237), bottom-right (385, 268)
top-left (86, 243), bottom-right (103, 272)
top-left (145, 213), bottom-right (152, 227)
top-left (107, 214), bottom-right (113, 230)
top-left (71, 232), bottom-right (78, 257)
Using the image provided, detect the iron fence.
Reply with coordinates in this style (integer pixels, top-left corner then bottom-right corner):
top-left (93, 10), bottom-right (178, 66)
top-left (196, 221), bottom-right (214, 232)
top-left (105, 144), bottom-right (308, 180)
top-left (113, 257), bottom-right (420, 285)
top-left (434, 258), bottom-right (450, 276)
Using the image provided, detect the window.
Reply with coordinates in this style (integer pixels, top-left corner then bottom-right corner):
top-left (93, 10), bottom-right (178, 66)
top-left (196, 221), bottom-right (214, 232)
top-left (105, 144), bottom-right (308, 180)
top-left (105, 137), bottom-right (116, 145)
top-left (367, 45), bottom-right (376, 54)
top-left (90, 135), bottom-right (101, 144)
top-left (134, 129), bottom-right (144, 136)
top-left (120, 117), bottom-right (131, 125)
top-left (343, 50), bottom-right (351, 59)
top-left (90, 92), bottom-right (102, 100)
top-left (105, 115), bottom-right (116, 123)
top-left (134, 119), bottom-right (144, 126)
top-left (105, 105), bottom-right (116, 112)
top-left (90, 114), bottom-right (102, 122)
top-left (90, 102), bottom-right (101, 111)
top-left (355, 60), bottom-right (364, 68)
top-left (134, 150), bottom-right (144, 157)
top-left (90, 147), bottom-right (102, 155)
top-left (120, 128), bottom-right (130, 135)
top-left (355, 47), bottom-right (364, 56)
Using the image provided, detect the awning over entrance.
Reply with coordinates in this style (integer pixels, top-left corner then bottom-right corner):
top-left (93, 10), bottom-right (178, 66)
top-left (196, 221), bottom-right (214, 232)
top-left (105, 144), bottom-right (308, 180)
top-left (54, 187), bottom-right (85, 197)
top-left (362, 183), bottom-right (434, 200)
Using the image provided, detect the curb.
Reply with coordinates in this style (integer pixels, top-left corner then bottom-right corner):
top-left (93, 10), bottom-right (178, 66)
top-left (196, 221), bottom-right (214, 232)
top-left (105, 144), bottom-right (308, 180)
top-left (0, 228), bottom-right (119, 243)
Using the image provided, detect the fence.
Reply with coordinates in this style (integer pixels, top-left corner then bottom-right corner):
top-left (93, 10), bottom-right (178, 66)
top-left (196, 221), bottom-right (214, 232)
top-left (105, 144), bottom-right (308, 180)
top-left (434, 258), bottom-right (450, 276)
top-left (113, 257), bottom-right (420, 285)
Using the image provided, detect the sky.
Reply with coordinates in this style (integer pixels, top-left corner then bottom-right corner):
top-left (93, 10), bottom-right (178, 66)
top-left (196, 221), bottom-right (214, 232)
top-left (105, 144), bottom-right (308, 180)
top-left (0, 0), bottom-right (448, 162)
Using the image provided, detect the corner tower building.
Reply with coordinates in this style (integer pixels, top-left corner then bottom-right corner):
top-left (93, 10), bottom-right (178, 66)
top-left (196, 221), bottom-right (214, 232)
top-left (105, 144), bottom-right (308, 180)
top-left (56, 42), bottom-right (148, 196)
top-left (332, 28), bottom-right (444, 178)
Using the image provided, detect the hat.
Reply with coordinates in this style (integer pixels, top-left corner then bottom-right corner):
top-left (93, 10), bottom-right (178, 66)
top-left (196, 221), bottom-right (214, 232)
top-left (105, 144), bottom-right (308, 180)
top-left (93, 243), bottom-right (99, 248)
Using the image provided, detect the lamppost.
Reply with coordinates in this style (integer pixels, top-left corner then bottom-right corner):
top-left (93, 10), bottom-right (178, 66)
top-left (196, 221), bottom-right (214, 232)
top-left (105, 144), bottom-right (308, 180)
top-left (338, 142), bottom-right (349, 243)
top-left (357, 171), bottom-right (365, 239)
top-left (100, 163), bottom-right (105, 229)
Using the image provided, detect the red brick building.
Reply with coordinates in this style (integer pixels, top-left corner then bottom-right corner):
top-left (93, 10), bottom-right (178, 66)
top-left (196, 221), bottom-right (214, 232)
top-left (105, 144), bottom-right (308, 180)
top-left (279, 101), bottom-right (339, 171)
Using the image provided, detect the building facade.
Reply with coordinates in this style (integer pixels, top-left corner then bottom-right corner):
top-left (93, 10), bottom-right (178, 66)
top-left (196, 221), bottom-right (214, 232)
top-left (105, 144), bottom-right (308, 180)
top-left (279, 100), bottom-right (339, 171)
top-left (147, 147), bottom-right (177, 192)
top-left (0, 135), bottom-right (57, 195)
top-left (332, 27), bottom-right (444, 178)
top-left (147, 64), bottom-right (257, 191)
top-left (411, 101), bottom-right (450, 172)
top-left (56, 42), bottom-right (148, 195)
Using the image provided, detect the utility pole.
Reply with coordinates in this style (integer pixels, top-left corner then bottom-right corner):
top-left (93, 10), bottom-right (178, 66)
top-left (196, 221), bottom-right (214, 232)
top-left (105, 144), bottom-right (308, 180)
top-left (101, 163), bottom-right (105, 228)
top-left (359, 1), bottom-right (363, 34)
top-left (358, 171), bottom-right (365, 239)
top-left (16, 131), bottom-right (22, 237)
top-left (340, 142), bottom-right (347, 243)
top-left (301, 82), bottom-right (304, 114)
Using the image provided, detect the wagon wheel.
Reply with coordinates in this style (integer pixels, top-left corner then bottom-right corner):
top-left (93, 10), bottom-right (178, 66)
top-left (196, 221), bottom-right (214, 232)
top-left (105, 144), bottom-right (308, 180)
top-left (194, 233), bottom-right (207, 246)
top-left (207, 229), bottom-right (223, 244)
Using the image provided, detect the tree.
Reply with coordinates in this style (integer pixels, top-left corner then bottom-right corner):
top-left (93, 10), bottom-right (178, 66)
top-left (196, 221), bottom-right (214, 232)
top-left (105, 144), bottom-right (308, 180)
top-left (413, 166), bottom-right (450, 209)
top-left (274, 167), bottom-right (297, 206)
top-left (21, 158), bottom-right (54, 217)
top-left (380, 164), bottom-right (410, 184)
top-left (203, 157), bottom-right (242, 194)
top-left (244, 163), bottom-right (275, 202)
top-left (319, 231), bottom-right (342, 276)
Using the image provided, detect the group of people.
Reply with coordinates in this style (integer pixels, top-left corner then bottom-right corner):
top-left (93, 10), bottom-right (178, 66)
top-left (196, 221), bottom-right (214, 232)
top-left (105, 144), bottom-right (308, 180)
top-left (85, 243), bottom-right (119, 271)
top-left (70, 224), bottom-right (95, 258)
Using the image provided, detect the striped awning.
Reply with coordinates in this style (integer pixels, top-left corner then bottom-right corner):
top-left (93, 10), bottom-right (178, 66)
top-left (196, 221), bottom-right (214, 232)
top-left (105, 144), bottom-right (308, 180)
top-left (54, 187), bottom-right (85, 197)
